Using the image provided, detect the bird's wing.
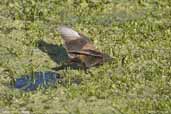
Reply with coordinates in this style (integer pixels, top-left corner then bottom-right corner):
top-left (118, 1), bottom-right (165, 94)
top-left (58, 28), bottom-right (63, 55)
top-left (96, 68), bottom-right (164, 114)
top-left (58, 26), bottom-right (81, 41)
top-left (69, 49), bottom-right (113, 61)
top-left (68, 50), bottom-right (103, 58)
top-left (58, 26), bottom-right (96, 51)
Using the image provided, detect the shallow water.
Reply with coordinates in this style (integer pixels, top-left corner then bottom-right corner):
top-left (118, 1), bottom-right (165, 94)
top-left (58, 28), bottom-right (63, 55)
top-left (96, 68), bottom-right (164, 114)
top-left (12, 71), bottom-right (62, 91)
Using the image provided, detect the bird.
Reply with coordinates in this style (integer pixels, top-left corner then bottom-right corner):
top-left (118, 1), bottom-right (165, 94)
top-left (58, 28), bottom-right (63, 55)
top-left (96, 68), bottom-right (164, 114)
top-left (57, 26), bottom-right (113, 72)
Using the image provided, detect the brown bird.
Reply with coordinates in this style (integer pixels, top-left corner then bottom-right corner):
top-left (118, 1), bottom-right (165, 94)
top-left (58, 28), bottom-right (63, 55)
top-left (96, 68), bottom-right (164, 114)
top-left (58, 26), bottom-right (112, 71)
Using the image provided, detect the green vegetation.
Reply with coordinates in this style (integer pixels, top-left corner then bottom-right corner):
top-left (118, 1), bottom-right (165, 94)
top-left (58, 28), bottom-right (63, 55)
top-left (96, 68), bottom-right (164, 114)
top-left (0, 0), bottom-right (171, 113)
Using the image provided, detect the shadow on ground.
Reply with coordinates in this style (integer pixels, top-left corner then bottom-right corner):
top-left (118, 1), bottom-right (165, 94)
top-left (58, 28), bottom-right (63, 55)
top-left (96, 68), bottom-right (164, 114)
top-left (37, 40), bottom-right (82, 71)
top-left (10, 71), bottom-right (81, 92)
top-left (12, 71), bottom-right (62, 91)
top-left (37, 40), bottom-right (68, 64)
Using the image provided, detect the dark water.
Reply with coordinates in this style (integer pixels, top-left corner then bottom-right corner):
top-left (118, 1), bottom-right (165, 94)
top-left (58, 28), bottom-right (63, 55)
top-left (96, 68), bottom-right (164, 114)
top-left (13, 71), bottom-right (62, 92)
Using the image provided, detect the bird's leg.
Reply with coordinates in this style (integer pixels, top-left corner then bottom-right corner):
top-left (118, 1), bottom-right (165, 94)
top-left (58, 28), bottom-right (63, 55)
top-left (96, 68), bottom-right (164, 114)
top-left (69, 57), bottom-right (88, 73)
top-left (68, 57), bottom-right (88, 73)
top-left (80, 62), bottom-right (93, 75)
top-left (80, 62), bottom-right (88, 74)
